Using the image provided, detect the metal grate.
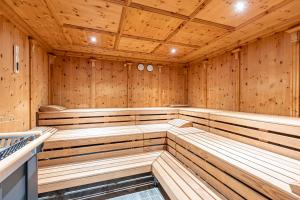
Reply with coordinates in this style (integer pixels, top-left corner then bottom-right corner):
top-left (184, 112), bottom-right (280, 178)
top-left (109, 187), bottom-right (165, 200)
top-left (0, 135), bottom-right (35, 160)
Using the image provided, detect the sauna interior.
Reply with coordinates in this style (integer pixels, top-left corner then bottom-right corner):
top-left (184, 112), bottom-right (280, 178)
top-left (1, 0), bottom-right (300, 199)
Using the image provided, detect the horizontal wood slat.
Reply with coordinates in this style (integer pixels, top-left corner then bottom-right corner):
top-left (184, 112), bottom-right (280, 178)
top-left (166, 127), bottom-right (300, 200)
top-left (38, 151), bottom-right (163, 193)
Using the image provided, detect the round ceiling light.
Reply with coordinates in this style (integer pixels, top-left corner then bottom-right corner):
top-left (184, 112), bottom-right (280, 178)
top-left (234, 1), bottom-right (246, 13)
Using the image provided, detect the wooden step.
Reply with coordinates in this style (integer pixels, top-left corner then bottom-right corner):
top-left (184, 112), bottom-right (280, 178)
top-left (152, 151), bottom-right (227, 200)
top-left (38, 151), bottom-right (163, 193)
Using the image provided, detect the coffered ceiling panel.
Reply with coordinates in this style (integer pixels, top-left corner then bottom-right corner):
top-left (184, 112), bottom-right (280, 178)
top-left (122, 7), bottom-right (183, 40)
top-left (3, 0), bottom-right (66, 47)
top-left (154, 44), bottom-right (197, 58)
top-left (169, 22), bottom-right (230, 46)
top-left (63, 27), bottom-right (115, 48)
top-left (2, 0), bottom-right (300, 63)
top-left (195, 0), bottom-right (285, 27)
top-left (131, 0), bottom-right (204, 16)
top-left (49, 0), bottom-right (123, 32)
top-left (118, 37), bottom-right (160, 53)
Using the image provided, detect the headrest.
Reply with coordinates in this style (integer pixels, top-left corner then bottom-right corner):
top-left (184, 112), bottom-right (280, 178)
top-left (39, 105), bottom-right (66, 112)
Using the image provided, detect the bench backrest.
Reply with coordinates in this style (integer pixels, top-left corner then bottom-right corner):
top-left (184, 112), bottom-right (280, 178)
top-left (37, 108), bottom-right (178, 130)
top-left (179, 108), bottom-right (300, 160)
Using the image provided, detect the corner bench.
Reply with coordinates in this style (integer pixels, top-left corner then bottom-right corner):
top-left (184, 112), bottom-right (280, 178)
top-left (167, 127), bottom-right (300, 200)
top-left (36, 107), bottom-right (300, 200)
top-left (39, 150), bottom-right (227, 200)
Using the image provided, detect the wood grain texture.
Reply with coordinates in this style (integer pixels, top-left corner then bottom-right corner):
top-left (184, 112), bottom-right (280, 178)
top-left (0, 16), bottom-right (30, 132)
top-left (48, 0), bottom-right (123, 32)
top-left (240, 32), bottom-right (292, 116)
top-left (195, 0), bottom-right (285, 27)
top-left (188, 31), bottom-right (297, 116)
top-left (50, 56), bottom-right (188, 108)
top-left (30, 39), bottom-right (49, 128)
top-left (122, 7), bottom-right (183, 40)
top-left (206, 52), bottom-right (239, 111)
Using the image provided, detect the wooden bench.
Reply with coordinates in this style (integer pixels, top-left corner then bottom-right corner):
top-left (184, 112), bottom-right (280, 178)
top-left (167, 127), bottom-right (300, 200)
top-left (179, 108), bottom-right (300, 161)
top-left (37, 107), bottom-right (178, 130)
top-left (38, 151), bottom-right (163, 193)
top-left (38, 124), bottom-right (171, 167)
top-left (153, 151), bottom-right (226, 200)
top-left (291, 181), bottom-right (300, 196)
top-left (38, 150), bottom-right (228, 200)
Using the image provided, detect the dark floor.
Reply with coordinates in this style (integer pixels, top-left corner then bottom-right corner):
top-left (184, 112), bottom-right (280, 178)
top-left (39, 173), bottom-right (168, 200)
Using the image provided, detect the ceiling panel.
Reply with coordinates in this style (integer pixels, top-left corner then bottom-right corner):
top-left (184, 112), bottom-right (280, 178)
top-left (195, 0), bottom-right (285, 27)
top-left (4, 0), bottom-right (66, 47)
top-left (123, 7), bottom-right (183, 40)
top-left (118, 37), bottom-right (160, 53)
top-left (131, 0), bottom-right (204, 16)
top-left (155, 44), bottom-right (197, 58)
top-left (63, 28), bottom-right (115, 48)
top-left (169, 22), bottom-right (230, 46)
top-left (49, 0), bottom-right (123, 32)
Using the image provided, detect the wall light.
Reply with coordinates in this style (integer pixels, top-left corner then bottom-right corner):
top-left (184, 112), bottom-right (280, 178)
top-left (234, 1), bottom-right (246, 13)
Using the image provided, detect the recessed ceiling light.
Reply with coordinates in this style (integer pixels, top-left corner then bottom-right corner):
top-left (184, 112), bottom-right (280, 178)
top-left (170, 48), bottom-right (177, 54)
top-left (90, 36), bottom-right (97, 44)
top-left (234, 1), bottom-right (246, 13)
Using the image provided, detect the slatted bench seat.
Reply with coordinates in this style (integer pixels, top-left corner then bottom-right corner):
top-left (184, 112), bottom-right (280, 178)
top-left (38, 124), bottom-right (172, 167)
top-left (152, 151), bottom-right (227, 200)
top-left (38, 151), bottom-right (163, 193)
top-left (291, 181), bottom-right (300, 196)
top-left (167, 127), bottom-right (300, 200)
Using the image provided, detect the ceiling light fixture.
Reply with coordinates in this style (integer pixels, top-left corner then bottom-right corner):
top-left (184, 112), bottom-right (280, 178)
top-left (90, 36), bottom-right (97, 44)
top-left (234, 1), bottom-right (246, 13)
top-left (170, 48), bottom-right (177, 54)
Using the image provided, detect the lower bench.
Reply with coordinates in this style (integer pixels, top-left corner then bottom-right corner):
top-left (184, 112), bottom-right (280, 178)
top-left (38, 150), bottom-right (227, 200)
top-left (167, 127), bottom-right (300, 200)
top-left (38, 151), bottom-right (162, 193)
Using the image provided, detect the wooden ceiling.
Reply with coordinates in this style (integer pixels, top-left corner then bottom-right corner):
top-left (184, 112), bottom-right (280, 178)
top-left (1, 0), bottom-right (300, 63)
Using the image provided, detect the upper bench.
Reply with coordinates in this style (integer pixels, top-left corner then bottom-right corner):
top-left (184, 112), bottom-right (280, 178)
top-left (37, 107), bottom-right (178, 129)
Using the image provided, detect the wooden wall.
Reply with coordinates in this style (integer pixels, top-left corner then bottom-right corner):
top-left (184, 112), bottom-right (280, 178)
top-left (188, 31), bottom-right (299, 117)
top-left (0, 15), bottom-right (49, 132)
top-left (50, 56), bottom-right (188, 108)
top-left (30, 40), bottom-right (49, 127)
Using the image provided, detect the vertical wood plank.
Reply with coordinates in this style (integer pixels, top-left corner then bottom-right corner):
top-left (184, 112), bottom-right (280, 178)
top-left (289, 31), bottom-right (300, 117)
top-left (90, 59), bottom-right (96, 108)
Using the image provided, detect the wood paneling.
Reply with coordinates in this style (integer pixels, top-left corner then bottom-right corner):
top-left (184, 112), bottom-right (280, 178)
top-left (131, 0), bottom-right (204, 16)
top-left (155, 44), bottom-right (196, 58)
top-left (188, 63), bottom-right (207, 107)
top-left (4, 0), bottom-right (66, 48)
top-left (95, 60), bottom-right (128, 107)
top-left (188, 31), bottom-right (298, 116)
top-left (0, 16), bottom-right (30, 132)
top-left (0, 16), bottom-right (49, 132)
top-left (50, 56), bottom-right (91, 108)
top-left (30, 39), bottom-right (49, 128)
top-left (3, 0), bottom-right (300, 62)
top-left (48, 0), bottom-right (123, 32)
top-left (169, 22), bottom-right (230, 46)
top-left (206, 52), bottom-right (239, 110)
top-left (50, 56), bottom-right (187, 108)
top-left (123, 7), bottom-right (183, 40)
top-left (63, 27), bottom-right (115, 48)
top-left (240, 32), bottom-right (292, 116)
top-left (195, 0), bottom-right (285, 27)
top-left (118, 37), bottom-right (159, 53)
